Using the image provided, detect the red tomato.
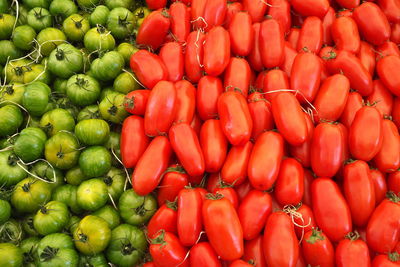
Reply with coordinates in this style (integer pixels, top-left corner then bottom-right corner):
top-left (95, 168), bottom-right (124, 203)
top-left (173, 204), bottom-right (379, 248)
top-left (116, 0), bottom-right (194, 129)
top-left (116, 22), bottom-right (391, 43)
top-left (248, 131), bottom-right (284, 190)
top-left (287, 28), bottom-right (301, 50)
top-left (224, 57), bottom-right (251, 97)
top-left (372, 253), bottom-right (400, 267)
top-left (235, 180), bottom-right (253, 202)
top-left (262, 69), bottom-right (290, 102)
top-left (229, 12), bottom-right (253, 56)
top-left (248, 23), bottom-right (263, 72)
top-left (190, 113), bottom-right (203, 136)
top-left (190, 242), bottom-right (221, 267)
top-left (331, 16), bottom-right (360, 54)
top-left (146, 0), bottom-right (166, 10)
top-left (143, 262), bottom-right (156, 267)
top-left (322, 7), bottom-right (335, 45)
top-left (196, 76), bottom-right (223, 121)
top-left (392, 23), bottom-right (400, 43)
top-left (203, 26), bottom-right (230, 76)
top-left (221, 142), bottom-right (253, 185)
top-left (370, 168), bottom-right (388, 205)
top-left (367, 80), bottom-right (394, 117)
top-left (302, 170), bottom-right (314, 207)
top-left (242, 0), bottom-right (268, 23)
top-left (174, 80), bottom-right (196, 124)
top-left (206, 173), bottom-right (221, 193)
top-left (297, 16), bottom-right (323, 53)
top-left (185, 30), bottom-right (205, 83)
top-left (213, 187), bottom-right (239, 209)
top-left (311, 178), bottom-right (352, 242)
top-left (335, 233), bottom-right (371, 267)
top-left (225, 2), bottom-right (243, 29)
top-left (311, 122), bottom-right (345, 178)
top-left (336, 0), bottom-right (359, 8)
top-left (394, 97), bottom-right (400, 129)
top-left (274, 158), bottom-right (304, 206)
top-left (259, 18), bottom-right (285, 68)
top-left (301, 229), bottom-right (335, 267)
top-left (290, 0), bottom-right (330, 18)
top-left (203, 195), bottom-right (244, 261)
top-left (377, 55), bottom-right (400, 97)
top-left (229, 260), bottom-right (253, 267)
top-left (374, 119), bottom-right (400, 173)
top-left (121, 116), bottom-right (150, 169)
top-left (144, 81), bottom-right (177, 136)
top-left (379, 0), bottom-right (400, 23)
top-left (293, 203), bottom-right (317, 239)
top-left (150, 232), bottom-right (189, 267)
top-left (147, 202), bottom-right (177, 238)
top-left (268, 0), bottom-right (291, 34)
top-left (340, 91), bottom-right (363, 128)
top-left (272, 92), bottom-right (308, 146)
top-left (130, 50), bottom-right (168, 89)
top-left (169, 2), bottom-right (190, 43)
top-left (353, 2), bottom-right (391, 45)
top-left (243, 236), bottom-right (266, 267)
top-left (357, 41), bottom-right (376, 76)
top-left (169, 122), bottom-right (205, 176)
top-left (376, 42), bottom-right (400, 60)
top-left (281, 42), bottom-right (298, 77)
top-left (136, 10), bottom-right (170, 50)
top-left (159, 42), bottom-right (184, 82)
top-left (248, 92), bottom-right (274, 140)
top-left (238, 190), bottom-right (272, 240)
top-left (124, 89), bottom-right (150, 115)
top-left (203, 0), bottom-right (227, 30)
top-left (157, 165), bottom-right (189, 206)
top-left (218, 91), bottom-right (253, 146)
top-left (388, 170), bottom-right (400, 194)
top-left (263, 212), bottom-right (299, 267)
top-left (191, 0), bottom-right (207, 29)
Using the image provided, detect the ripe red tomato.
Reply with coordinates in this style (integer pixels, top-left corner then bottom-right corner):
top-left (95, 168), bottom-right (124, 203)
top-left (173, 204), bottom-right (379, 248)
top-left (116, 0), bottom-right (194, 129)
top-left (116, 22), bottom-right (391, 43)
top-left (287, 28), bottom-right (301, 50)
top-left (293, 203), bottom-right (317, 239)
top-left (191, 0), bottom-right (207, 29)
top-left (225, 2), bottom-right (243, 29)
top-left (190, 113), bottom-right (203, 136)
top-left (291, 0), bottom-right (329, 18)
top-left (335, 233), bottom-right (371, 267)
top-left (147, 202), bottom-right (177, 238)
top-left (242, 0), bottom-right (267, 23)
top-left (391, 23), bottom-right (400, 43)
top-left (372, 253), bottom-right (400, 266)
top-left (224, 57), bottom-right (251, 97)
top-left (376, 42), bottom-right (400, 60)
top-left (136, 10), bottom-right (170, 50)
top-left (336, 0), bottom-right (359, 8)
top-left (203, 26), bottom-right (230, 76)
top-left (274, 158), bottom-right (304, 206)
top-left (377, 55), bottom-right (400, 97)
top-left (322, 7), bottom-right (335, 45)
top-left (301, 228), bottom-right (335, 267)
top-left (388, 170), bottom-right (400, 194)
top-left (159, 42), bottom-right (184, 83)
top-left (331, 16), bottom-right (360, 54)
top-left (124, 89), bottom-right (150, 115)
top-left (213, 186), bottom-right (239, 209)
top-left (394, 97), bottom-right (400, 129)
top-left (190, 242), bottom-right (221, 267)
top-left (311, 178), bottom-right (352, 242)
top-left (221, 141), bottom-right (253, 185)
top-left (374, 119), bottom-right (400, 173)
top-left (263, 212), bottom-right (299, 267)
top-left (174, 80), bottom-right (196, 124)
top-left (281, 42), bottom-right (298, 77)
top-left (229, 260), bottom-right (253, 267)
top-left (302, 170), bottom-right (315, 207)
top-left (169, 2), bottom-right (190, 43)
top-left (259, 18), bottom-right (285, 68)
top-left (248, 23), bottom-right (263, 72)
top-left (262, 69), bottom-right (290, 102)
top-left (268, 0), bottom-right (291, 34)
top-left (248, 92), bottom-right (274, 140)
top-left (146, 0), bottom-right (166, 10)
top-left (367, 80), bottom-right (394, 117)
top-left (203, 0), bottom-right (227, 30)
top-left (370, 168), bottom-right (388, 205)
top-left (243, 235), bottom-right (266, 267)
top-left (235, 180), bottom-right (253, 202)
top-left (379, 0), bottom-right (400, 23)
top-left (196, 76), bottom-right (223, 121)
top-left (157, 165), bottom-right (189, 206)
top-left (185, 30), bottom-right (205, 83)
top-left (150, 231), bottom-right (189, 267)
top-left (297, 16), bottom-right (323, 53)
top-left (229, 12), bottom-right (253, 56)
top-left (340, 91), bottom-right (363, 128)
top-left (358, 41), bottom-right (376, 76)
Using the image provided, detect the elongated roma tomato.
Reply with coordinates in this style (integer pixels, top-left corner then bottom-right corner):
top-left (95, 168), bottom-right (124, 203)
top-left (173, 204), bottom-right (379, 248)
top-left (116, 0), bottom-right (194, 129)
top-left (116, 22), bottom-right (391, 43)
top-left (274, 158), bottom-right (304, 206)
top-left (268, 0), bottom-right (291, 34)
top-left (144, 81), bottom-right (177, 136)
top-left (263, 212), bottom-right (299, 267)
top-left (271, 92), bottom-right (308, 146)
top-left (121, 116), bottom-right (150, 168)
top-left (136, 10), bottom-right (170, 50)
top-left (130, 50), bottom-right (168, 89)
top-left (157, 165), bottom-right (188, 206)
top-left (174, 80), bottom-right (196, 124)
top-left (248, 131), bottom-right (284, 190)
top-left (190, 242), bottom-right (221, 267)
top-left (311, 178), bottom-right (352, 242)
top-left (335, 232), bottom-right (371, 267)
top-left (229, 12), bottom-right (253, 56)
top-left (218, 91), bottom-right (253, 146)
top-left (262, 69), bottom-right (290, 101)
top-left (146, 0), bottom-right (167, 10)
top-left (336, 0), bottom-right (359, 9)
top-left (150, 232), bottom-right (189, 267)
top-left (375, 42), bottom-right (400, 60)
top-left (372, 253), bottom-right (400, 267)
top-left (242, 0), bottom-right (267, 23)
top-left (132, 136), bottom-right (172, 195)
top-left (297, 16), bottom-right (323, 53)
top-left (301, 228), bottom-right (335, 267)
top-left (340, 91), bottom-right (363, 128)
top-left (290, 113), bottom-right (314, 168)
top-left (224, 57), bottom-right (251, 97)
top-left (221, 141), bottom-right (253, 185)
top-left (370, 168), bottom-right (388, 205)
top-left (169, 122), bottom-right (205, 177)
top-left (291, 0), bottom-right (330, 18)
top-left (388, 171), bottom-right (400, 194)
top-left (124, 90), bottom-right (150, 115)
top-left (281, 42), bottom-right (298, 77)
top-left (259, 18), bottom-right (285, 68)
top-left (243, 236), bottom-right (266, 267)
top-left (203, 195), bottom-right (243, 261)
top-left (203, 26), bottom-right (230, 76)
top-left (293, 203), bottom-right (317, 238)
top-left (248, 92), bottom-right (274, 140)
top-left (367, 80), bottom-right (393, 117)
top-left (147, 202), bottom-right (177, 238)
top-left (191, 0), bottom-right (207, 29)
top-left (248, 23), bottom-right (263, 72)
top-left (212, 186), bottom-right (239, 209)
top-left (377, 55), bottom-right (400, 97)
top-left (374, 119), bottom-right (400, 173)
top-left (322, 7), bottom-right (335, 45)
top-left (331, 16), bottom-right (360, 54)
top-left (159, 42), bottom-right (184, 82)
top-left (185, 30), bottom-right (205, 83)
top-left (203, 0), bottom-right (227, 30)
top-left (225, 2), bottom-right (243, 29)
top-left (358, 41), bottom-right (376, 76)
top-left (170, 2), bottom-right (190, 43)
top-left (197, 76), bottom-right (223, 121)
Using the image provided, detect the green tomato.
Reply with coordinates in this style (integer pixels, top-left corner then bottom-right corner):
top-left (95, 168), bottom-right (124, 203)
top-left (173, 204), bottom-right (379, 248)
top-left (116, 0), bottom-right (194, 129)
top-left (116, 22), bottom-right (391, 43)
top-left (91, 51), bottom-right (124, 81)
top-left (66, 74), bottom-right (101, 107)
top-left (0, 199), bottom-right (11, 224)
top-left (40, 108), bottom-right (76, 137)
top-left (99, 92), bottom-right (129, 124)
top-left (15, 5), bottom-right (29, 26)
top-left (0, 219), bottom-right (24, 244)
top-left (20, 237), bottom-right (40, 267)
top-left (13, 134), bottom-right (45, 162)
top-left (22, 0), bottom-right (51, 9)
top-left (33, 201), bottom-right (70, 235)
top-left (99, 87), bottom-right (116, 101)
top-left (0, 151), bottom-right (27, 187)
top-left (118, 189), bottom-right (157, 226)
top-left (75, 119), bottom-right (110, 146)
top-left (105, 131), bottom-right (121, 167)
top-left (48, 44), bottom-right (83, 79)
top-left (44, 132), bottom-right (80, 170)
top-left (79, 146), bottom-right (111, 178)
top-left (23, 63), bottom-right (52, 85)
top-left (0, 105), bottom-right (23, 137)
top-left (77, 105), bottom-right (101, 121)
top-left (54, 97), bottom-right (79, 119)
top-left (65, 166), bottom-right (88, 186)
top-left (0, 41), bottom-right (23, 65)
top-left (49, 0), bottom-right (78, 23)
top-left (0, 14), bottom-right (15, 40)
top-left (133, 7), bottom-right (150, 27)
top-left (12, 25), bottom-right (36, 51)
top-left (76, 178), bottom-right (108, 211)
top-left (102, 167), bottom-right (125, 201)
top-left (0, 243), bottom-right (23, 267)
top-left (27, 7), bottom-right (52, 32)
top-left (105, 0), bottom-right (133, 9)
top-left (63, 14), bottom-right (90, 42)
top-left (21, 215), bottom-right (39, 236)
top-left (84, 26), bottom-right (115, 53)
top-left (106, 224), bottom-right (147, 267)
top-left (77, 0), bottom-right (100, 9)
top-left (113, 71), bottom-right (141, 94)
top-left (116, 43), bottom-right (138, 66)
top-left (0, 83), bottom-right (25, 106)
top-left (31, 161), bottom-right (64, 189)
top-left (73, 215), bottom-right (111, 255)
top-left (27, 116), bottom-right (42, 128)
top-left (3, 59), bottom-right (29, 83)
top-left (52, 184), bottom-right (82, 214)
top-left (79, 254), bottom-right (108, 267)
top-left (66, 215), bottom-right (80, 234)
top-left (92, 205), bottom-right (120, 229)
top-left (106, 7), bottom-right (134, 39)
top-left (53, 78), bottom-right (68, 94)
top-left (20, 127), bottom-right (47, 143)
top-left (36, 28), bottom-right (66, 56)
top-left (37, 233), bottom-right (78, 267)
top-left (22, 82), bottom-right (51, 117)
top-left (11, 177), bottom-right (52, 213)
top-left (89, 5), bottom-right (109, 27)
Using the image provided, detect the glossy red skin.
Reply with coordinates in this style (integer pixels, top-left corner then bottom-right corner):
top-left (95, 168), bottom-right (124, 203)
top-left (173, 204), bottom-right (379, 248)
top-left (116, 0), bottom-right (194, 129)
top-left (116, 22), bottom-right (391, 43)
top-left (376, 42), bottom-right (400, 61)
top-left (203, 26), bottom-right (230, 76)
top-left (374, 119), bottom-right (400, 173)
top-left (218, 91), bottom-right (253, 146)
top-left (248, 131), bottom-right (284, 190)
top-left (311, 178), bottom-right (352, 242)
top-left (268, 0), bottom-right (291, 34)
top-left (242, 0), bottom-right (267, 23)
top-left (143, 262), bottom-right (156, 267)
top-left (136, 10), bottom-right (170, 50)
top-left (191, 0), bottom-right (207, 29)
top-left (367, 80), bottom-right (393, 117)
top-left (336, 0), bottom-right (360, 8)
top-left (259, 18), bottom-right (285, 68)
top-left (146, 0), bottom-right (166, 9)
top-left (272, 92), bottom-right (308, 146)
top-left (370, 168), bottom-right (387, 205)
top-left (185, 30), bottom-right (205, 83)
top-left (302, 170), bottom-right (314, 207)
top-left (288, 28), bottom-right (301, 50)
top-left (190, 113), bottom-right (203, 136)
top-left (235, 181), bottom-right (253, 202)
top-left (301, 229), bottom-right (335, 267)
top-left (238, 190), bottom-right (272, 240)
top-left (394, 97), bottom-right (400, 129)
top-left (357, 41), bottom-right (376, 76)
top-left (335, 238), bottom-right (371, 267)
top-left (291, 0), bottom-right (329, 18)
top-left (248, 23), bottom-right (263, 72)
top-left (290, 52), bottom-right (321, 103)
top-left (243, 236), bottom-right (266, 267)
top-left (203, 197), bottom-right (244, 261)
top-left (274, 158), bottom-right (304, 206)
top-left (170, 2), bottom-right (190, 43)
top-left (196, 76), bottom-right (223, 121)
top-left (294, 204), bottom-right (317, 239)
top-left (379, 0), bottom-right (400, 23)
top-left (213, 187), bottom-right (239, 209)
top-left (281, 42), bottom-right (298, 77)
top-left (174, 80), bottom-right (196, 124)
top-left (132, 136), bottom-right (172, 195)
top-left (150, 232), bottom-right (189, 267)
top-left (124, 89), bottom-right (150, 115)
top-left (353, 2), bottom-right (391, 45)
top-left (338, 123), bottom-right (351, 164)
top-left (147, 203), bottom-right (177, 238)
top-left (377, 55), bottom-right (400, 97)
top-left (391, 23), bottom-right (400, 43)
top-left (169, 122), bottom-right (205, 176)
top-left (340, 91), bottom-right (364, 129)
top-left (297, 16), bottom-right (323, 53)
top-left (130, 50), bottom-right (168, 89)
top-left (229, 12), bottom-right (253, 56)
top-left (263, 212), bottom-right (299, 267)
top-left (121, 116), bottom-right (150, 168)
top-left (190, 242), bottom-right (222, 267)
top-left (157, 166), bottom-right (189, 206)
top-left (203, 0), bottom-right (227, 30)
top-left (159, 42), bottom-right (184, 82)
top-left (221, 142), bottom-right (253, 186)
top-left (229, 260), bottom-right (253, 267)
top-left (262, 69), bottom-right (290, 102)
top-left (248, 92), bottom-right (274, 140)
top-left (322, 7), bottom-right (335, 45)
top-left (372, 254), bottom-right (400, 267)
top-left (224, 57), bottom-right (251, 97)
top-left (388, 170), bottom-right (400, 194)
top-left (331, 16), bottom-right (360, 54)
top-left (225, 2), bottom-right (243, 29)
top-left (337, 9), bottom-right (354, 18)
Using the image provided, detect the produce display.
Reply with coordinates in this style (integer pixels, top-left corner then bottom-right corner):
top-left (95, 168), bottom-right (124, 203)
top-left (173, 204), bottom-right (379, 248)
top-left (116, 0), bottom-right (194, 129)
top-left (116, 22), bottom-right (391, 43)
top-left (0, 0), bottom-right (400, 266)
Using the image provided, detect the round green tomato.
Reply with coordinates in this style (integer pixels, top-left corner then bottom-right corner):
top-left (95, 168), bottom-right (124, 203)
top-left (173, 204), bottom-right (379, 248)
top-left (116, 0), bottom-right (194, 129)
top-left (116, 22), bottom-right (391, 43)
top-left (11, 177), bottom-right (52, 213)
top-left (133, 7), bottom-right (150, 27)
top-left (33, 201), bottom-right (69, 235)
top-left (99, 92), bottom-right (129, 124)
top-left (113, 71), bottom-right (141, 94)
top-left (105, 131), bottom-right (121, 167)
top-left (0, 40), bottom-right (22, 65)
top-left (31, 161), bottom-right (64, 189)
top-left (27, 7), bottom-right (52, 32)
top-left (0, 14), bottom-right (15, 40)
top-left (0, 105), bottom-right (23, 137)
top-left (0, 151), bottom-right (27, 187)
top-left (92, 205), bottom-right (120, 229)
top-left (52, 184), bottom-right (82, 214)
top-left (105, 0), bottom-right (133, 9)
top-left (66, 215), bottom-right (80, 234)
top-left (107, 7), bottom-right (134, 39)
top-left (0, 199), bottom-right (10, 224)
top-left (49, 0), bottom-right (77, 23)
top-left (77, 105), bottom-right (101, 121)
top-left (99, 87), bottom-right (116, 101)
top-left (0, 243), bottom-right (23, 267)
top-left (106, 224), bottom-right (146, 267)
top-left (20, 127), bottom-right (47, 143)
top-left (66, 74), bottom-right (101, 107)
top-left (79, 146), bottom-right (111, 178)
top-left (14, 134), bottom-right (45, 162)
top-left (21, 215), bottom-right (39, 236)
top-left (63, 14), bottom-right (90, 42)
top-left (15, 5), bottom-right (29, 26)
top-left (89, 5), bottom-right (109, 27)
top-left (54, 97), bottom-right (79, 119)
top-left (118, 189), bottom-right (157, 225)
top-left (0, 219), bottom-right (24, 244)
top-left (44, 132), bottom-right (80, 170)
top-left (22, 0), bottom-right (51, 9)
top-left (20, 237), bottom-right (40, 267)
top-left (38, 232), bottom-right (73, 250)
top-left (3, 59), bottom-right (29, 83)
top-left (0, 83), bottom-right (25, 107)
top-left (102, 167), bottom-right (125, 201)
top-left (22, 82), bottom-right (51, 117)
top-left (116, 43), bottom-right (138, 66)
top-left (75, 119), bottom-right (110, 146)
top-left (77, 178), bottom-right (108, 211)
top-left (40, 108), bottom-right (76, 137)
top-left (84, 26), bottom-right (115, 53)
top-left (73, 215), bottom-right (111, 255)
top-left (12, 25), bottom-right (36, 51)
top-left (79, 254), bottom-right (108, 267)
top-left (48, 44), bottom-right (83, 79)
top-left (37, 233), bottom-right (78, 267)
top-left (77, 0), bottom-right (100, 9)
top-left (23, 63), bottom-right (52, 85)
top-left (65, 166), bottom-right (88, 186)
top-left (27, 116), bottom-right (42, 128)
top-left (53, 78), bottom-right (68, 94)
top-left (91, 51), bottom-right (124, 81)
top-left (36, 28), bottom-right (66, 56)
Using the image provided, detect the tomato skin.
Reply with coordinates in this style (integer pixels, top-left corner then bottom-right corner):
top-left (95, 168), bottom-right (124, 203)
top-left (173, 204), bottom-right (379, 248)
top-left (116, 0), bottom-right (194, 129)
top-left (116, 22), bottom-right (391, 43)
top-left (377, 55), bottom-right (400, 97)
top-left (372, 254), bottom-right (400, 267)
top-left (213, 187), bottom-right (239, 209)
top-left (174, 80), bottom-right (196, 124)
top-left (262, 69), bottom-right (290, 102)
top-left (238, 190), bottom-right (272, 241)
top-left (243, 235), bottom-right (266, 267)
top-left (374, 119), bottom-right (400, 173)
top-left (274, 158), bottom-right (304, 206)
top-left (340, 91), bottom-right (364, 128)
top-left (130, 50), bottom-right (168, 89)
top-left (191, 0), bottom-right (207, 29)
top-left (132, 136), bottom-right (172, 196)
top-left (144, 81), bottom-right (177, 136)
top-left (170, 2), bottom-right (190, 43)
top-left (224, 57), bottom-right (251, 97)
top-left (302, 170), bottom-right (314, 207)
top-left (331, 16), bottom-right (361, 54)
top-left (203, 196), bottom-right (244, 261)
top-left (136, 10), bottom-right (170, 50)
top-left (248, 92), bottom-right (274, 140)
top-left (392, 22), bottom-right (400, 43)
top-left (169, 123), bottom-right (205, 176)
top-left (190, 242), bottom-right (221, 267)
top-left (203, 26), bottom-right (230, 76)
top-left (259, 18), bottom-right (285, 68)
top-left (146, 0), bottom-right (166, 10)
top-left (353, 2), bottom-right (390, 45)
top-left (242, 0), bottom-right (267, 23)
top-left (229, 260), bottom-right (253, 267)
top-left (248, 23), bottom-right (263, 72)
top-left (218, 91), bottom-right (253, 146)
top-left (248, 131), bottom-right (284, 190)
top-left (157, 166), bottom-right (189, 206)
top-left (376, 42), bottom-right (400, 61)
top-left (225, 2), bottom-right (243, 29)
top-left (357, 41), bottom-right (376, 76)
top-left (121, 116), bottom-right (150, 168)
top-left (297, 16), bottom-right (323, 53)
top-left (263, 212), bottom-right (299, 267)
top-left (301, 229), bottom-right (335, 267)
top-left (293, 204), bottom-right (317, 238)
top-left (370, 168), bottom-right (388, 205)
top-left (288, 28), bottom-right (301, 50)
top-left (229, 12), bottom-right (253, 56)
top-left (367, 80), bottom-right (394, 117)
top-left (281, 43), bottom-right (298, 77)
top-left (147, 203), bottom-right (177, 238)
top-left (185, 30), bottom-right (205, 83)
top-left (196, 76), bottom-right (223, 121)
top-left (322, 7), bottom-right (335, 45)
top-left (124, 90), bottom-right (150, 115)
top-left (311, 178), bottom-right (352, 242)
top-left (394, 97), bottom-right (400, 129)
top-left (268, 0), bottom-right (291, 34)
top-left (379, 0), bottom-right (400, 23)
top-left (203, 0), bottom-right (227, 30)
top-left (335, 236), bottom-right (371, 267)
top-left (159, 42), bottom-right (184, 82)
top-left (150, 232), bottom-right (189, 267)
top-left (291, 0), bottom-right (329, 18)
top-left (221, 141), bottom-right (253, 185)
top-left (289, 113), bottom-right (314, 168)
